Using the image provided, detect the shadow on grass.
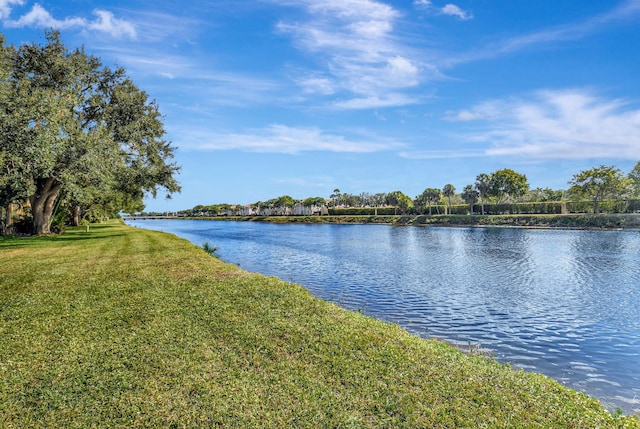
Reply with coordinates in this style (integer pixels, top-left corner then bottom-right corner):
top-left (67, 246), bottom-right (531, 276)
top-left (0, 223), bottom-right (125, 249)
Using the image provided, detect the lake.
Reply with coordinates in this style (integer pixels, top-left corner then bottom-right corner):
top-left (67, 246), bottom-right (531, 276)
top-left (126, 219), bottom-right (640, 414)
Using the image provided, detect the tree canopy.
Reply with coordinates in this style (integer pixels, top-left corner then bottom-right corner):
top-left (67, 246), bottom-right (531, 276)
top-left (568, 165), bottom-right (627, 214)
top-left (442, 184), bottom-right (456, 213)
top-left (415, 188), bottom-right (441, 215)
top-left (489, 168), bottom-right (529, 204)
top-left (461, 185), bottom-right (479, 214)
top-left (0, 31), bottom-right (180, 234)
top-left (474, 173), bottom-right (492, 215)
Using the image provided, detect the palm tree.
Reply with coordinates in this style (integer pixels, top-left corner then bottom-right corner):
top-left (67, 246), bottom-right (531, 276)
top-left (462, 185), bottom-right (479, 215)
top-left (475, 174), bottom-right (492, 215)
top-left (442, 184), bottom-right (456, 214)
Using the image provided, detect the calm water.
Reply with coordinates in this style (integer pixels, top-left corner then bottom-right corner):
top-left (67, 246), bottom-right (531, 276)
top-left (127, 219), bottom-right (640, 413)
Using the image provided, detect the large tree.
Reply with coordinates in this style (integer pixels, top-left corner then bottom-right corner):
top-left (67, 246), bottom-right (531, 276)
top-left (385, 190), bottom-right (411, 215)
top-left (568, 165), bottom-right (627, 214)
top-left (415, 188), bottom-right (441, 216)
top-left (0, 31), bottom-right (180, 234)
top-left (489, 168), bottom-right (529, 204)
top-left (396, 193), bottom-right (413, 214)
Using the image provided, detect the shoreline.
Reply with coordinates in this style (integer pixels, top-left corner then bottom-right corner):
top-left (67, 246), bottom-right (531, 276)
top-left (125, 213), bottom-right (640, 230)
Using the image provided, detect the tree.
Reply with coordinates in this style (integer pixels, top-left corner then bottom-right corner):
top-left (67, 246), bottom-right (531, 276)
top-left (461, 184), bottom-right (479, 215)
top-left (275, 195), bottom-right (296, 208)
top-left (396, 193), bottom-right (413, 214)
top-left (442, 184), bottom-right (456, 214)
top-left (416, 188), bottom-right (441, 216)
top-left (330, 188), bottom-right (341, 207)
top-left (0, 31), bottom-right (180, 234)
top-left (629, 161), bottom-right (640, 198)
top-left (568, 165), bottom-right (627, 214)
top-left (385, 190), bottom-right (410, 215)
top-left (489, 168), bottom-right (529, 204)
top-left (527, 187), bottom-right (564, 202)
top-left (474, 173), bottom-right (492, 215)
top-left (370, 193), bottom-right (387, 207)
top-left (302, 197), bottom-right (325, 207)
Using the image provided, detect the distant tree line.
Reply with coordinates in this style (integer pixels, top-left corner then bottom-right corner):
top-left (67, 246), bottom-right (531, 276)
top-left (164, 163), bottom-right (640, 219)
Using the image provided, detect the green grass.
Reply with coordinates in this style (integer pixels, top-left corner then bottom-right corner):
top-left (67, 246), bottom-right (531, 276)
top-left (1, 221), bottom-right (638, 428)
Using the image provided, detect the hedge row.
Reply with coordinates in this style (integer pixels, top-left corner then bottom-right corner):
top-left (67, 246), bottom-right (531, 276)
top-left (327, 200), bottom-right (640, 216)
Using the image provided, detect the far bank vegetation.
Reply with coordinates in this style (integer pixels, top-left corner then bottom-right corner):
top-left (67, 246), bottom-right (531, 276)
top-left (145, 164), bottom-right (640, 220)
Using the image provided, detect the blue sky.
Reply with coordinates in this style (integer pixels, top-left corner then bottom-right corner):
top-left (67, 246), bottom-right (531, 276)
top-left (2, 0), bottom-right (640, 211)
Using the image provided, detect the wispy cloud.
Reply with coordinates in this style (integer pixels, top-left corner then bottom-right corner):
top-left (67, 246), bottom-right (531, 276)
top-left (0, 0), bottom-right (24, 20)
top-left (177, 124), bottom-right (402, 153)
top-left (2, 3), bottom-right (136, 39)
top-left (441, 4), bottom-right (473, 21)
top-left (273, 0), bottom-right (426, 109)
top-left (413, 0), bottom-right (473, 21)
top-left (446, 89), bottom-right (640, 160)
top-left (333, 93), bottom-right (418, 109)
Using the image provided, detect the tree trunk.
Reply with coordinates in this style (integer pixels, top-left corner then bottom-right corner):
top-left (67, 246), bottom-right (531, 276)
top-left (30, 178), bottom-right (61, 235)
top-left (72, 205), bottom-right (81, 226)
top-left (6, 204), bottom-right (16, 226)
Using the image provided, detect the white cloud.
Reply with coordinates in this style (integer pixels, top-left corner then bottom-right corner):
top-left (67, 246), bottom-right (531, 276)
top-left (333, 94), bottom-right (417, 109)
top-left (413, 0), bottom-right (432, 9)
top-left (274, 0), bottom-right (427, 108)
top-left (413, 0), bottom-right (472, 21)
top-left (180, 124), bottom-right (401, 153)
top-left (443, 109), bottom-right (487, 121)
top-left (399, 149), bottom-right (485, 159)
top-left (444, 102), bottom-right (502, 121)
top-left (454, 89), bottom-right (640, 160)
top-left (87, 10), bottom-right (136, 39)
top-left (0, 0), bottom-right (24, 19)
top-left (297, 76), bottom-right (336, 95)
top-left (441, 4), bottom-right (473, 21)
top-left (3, 4), bottom-right (136, 39)
top-left (5, 4), bottom-right (84, 28)
top-left (386, 56), bottom-right (419, 86)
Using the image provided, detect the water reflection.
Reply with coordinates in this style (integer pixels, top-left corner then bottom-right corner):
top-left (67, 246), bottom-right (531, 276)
top-left (127, 220), bottom-right (640, 414)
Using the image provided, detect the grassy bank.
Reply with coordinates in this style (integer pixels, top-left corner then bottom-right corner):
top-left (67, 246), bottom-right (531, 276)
top-left (152, 213), bottom-right (640, 229)
top-left (1, 222), bottom-right (637, 428)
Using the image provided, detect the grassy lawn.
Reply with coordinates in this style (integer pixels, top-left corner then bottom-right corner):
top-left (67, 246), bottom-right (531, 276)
top-left (1, 221), bottom-right (637, 428)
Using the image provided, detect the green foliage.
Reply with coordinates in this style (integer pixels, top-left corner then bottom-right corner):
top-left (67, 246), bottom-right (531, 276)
top-left (480, 201), bottom-right (565, 215)
top-left (566, 199), bottom-right (632, 214)
top-left (0, 31), bottom-right (180, 234)
top-left (415, 188), bottom-right (442, 215)
top-left (302, 196), bottom-right (326, 207)
top-left (527, 187), bottom-right (564, 202)
top-left (629, 161), bottom-right (640, 197)
top-left (329, 207), bottom-right (398, 216)
top-left (474, 173), bottom-right (492, 215)
top-left (489, 168), bottom-right (530, 203)
top-left (461, 184), bottom-right (479, 207)
top-left (569, 165), bottom-right (628, 214)
top-left (202, 241), bottom-right (220, 258)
